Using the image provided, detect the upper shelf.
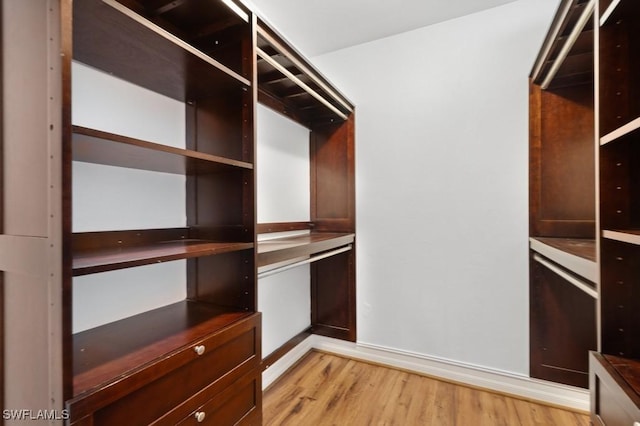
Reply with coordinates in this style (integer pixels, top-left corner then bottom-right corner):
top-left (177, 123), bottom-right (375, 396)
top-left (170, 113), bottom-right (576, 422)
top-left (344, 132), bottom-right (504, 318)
top-left (257, 232), bottom-right (354, 268)
top-left (73, 0), bottom-right (250, 103)
top-left (530, 0), bottom-right (594, 90)
top-left (256, 19), bottom-right (354, 128)
top-left (73, 126), bottom-right (253, 173)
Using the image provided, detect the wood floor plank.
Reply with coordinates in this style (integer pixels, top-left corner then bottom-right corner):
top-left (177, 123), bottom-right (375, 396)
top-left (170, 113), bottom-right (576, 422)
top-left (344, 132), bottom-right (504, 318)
top-left (263, 351), bottom-right (591, 425)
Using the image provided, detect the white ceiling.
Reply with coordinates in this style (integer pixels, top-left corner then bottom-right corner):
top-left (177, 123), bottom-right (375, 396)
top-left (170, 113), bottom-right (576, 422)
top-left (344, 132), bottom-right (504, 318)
top-left (247, 0), bottom-right (521, 57)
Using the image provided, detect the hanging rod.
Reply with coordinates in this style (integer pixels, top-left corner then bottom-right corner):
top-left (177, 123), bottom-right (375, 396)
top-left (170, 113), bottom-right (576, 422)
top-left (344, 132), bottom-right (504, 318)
top-left (533, 253), bottom-right (598, 299)
top-left (541, 0), bottom-right (595, 90)
top-left (256, 47), bottom-right (349, 121)
top-left (530, 0), bottom-right (574, 82)
top-left (257, 27), bottom-right (354, 114)
top-left (257, 244), bottom-right (352, 279)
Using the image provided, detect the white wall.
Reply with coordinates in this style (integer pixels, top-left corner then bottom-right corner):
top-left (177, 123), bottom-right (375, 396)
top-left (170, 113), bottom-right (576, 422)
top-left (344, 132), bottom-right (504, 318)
top-left (311, 0), bottom-right (559, 375)
top-left (256, 104), bottom-right (312, 356)
top-left (72, 62), bottom-right (186, 332)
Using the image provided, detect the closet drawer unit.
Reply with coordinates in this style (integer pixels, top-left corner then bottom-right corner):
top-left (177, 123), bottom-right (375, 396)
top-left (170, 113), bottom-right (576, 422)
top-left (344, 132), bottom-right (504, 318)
top-left (68, 313), bottom-right (261, 425)
top-left (590, 352), bottom-right (640, 426)
top-left (175, 370), bottom-right (261, 425)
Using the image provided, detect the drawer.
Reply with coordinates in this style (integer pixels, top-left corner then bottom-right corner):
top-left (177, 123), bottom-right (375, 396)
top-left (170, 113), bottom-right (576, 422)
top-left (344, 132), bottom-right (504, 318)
top-left (174, 370), bottom-right (261, 426)
top-left (69, 313), bottom-right (260, 425)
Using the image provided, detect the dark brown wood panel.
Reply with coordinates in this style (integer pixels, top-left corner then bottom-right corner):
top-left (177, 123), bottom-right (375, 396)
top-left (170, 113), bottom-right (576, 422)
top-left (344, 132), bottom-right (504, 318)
top-left (190, 92), bottom-right (249, 162)
top-left (311, 114), bottom-right (355, 233)
top-left (529, 82), bottom-right (595, 238)
top-left (175, 369), bottom-right (261, 425)
top-left (187, 250), bottom-right (255, 310)
top-left (600, 239), bottom-right (640, 358)
top-left (530, 254), bottom-right (596, 388)
top-left (599, 135), bottom-right (640, 231)
top-left (311, 249), bottom-right (356, 342)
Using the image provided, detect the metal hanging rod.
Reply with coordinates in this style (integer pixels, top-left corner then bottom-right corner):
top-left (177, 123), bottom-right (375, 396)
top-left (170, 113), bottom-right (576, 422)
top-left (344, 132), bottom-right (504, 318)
top-left (541, 0), bottom-right (595, 90)
top-left (257, 27), bottom-right (354, 114)
top-left (257, 47), bottom-right (349, 121)
top-left (257, 245), bottom-right (352, 279)
top-left (533, 253), bottom-right (598, 299)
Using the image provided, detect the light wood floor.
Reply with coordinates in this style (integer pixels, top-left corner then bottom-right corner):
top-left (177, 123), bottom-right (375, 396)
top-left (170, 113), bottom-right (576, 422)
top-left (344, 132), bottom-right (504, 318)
top-left (263, 351), bottom-right (590, 425)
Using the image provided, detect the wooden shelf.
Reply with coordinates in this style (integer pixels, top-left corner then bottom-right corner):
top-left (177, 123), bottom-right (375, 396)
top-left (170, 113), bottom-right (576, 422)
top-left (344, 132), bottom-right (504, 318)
top-left (72, 300), bottom-right (253, 396)
top-left (73, 0), bottom-right (249, 104)
top-left (74, 235), bottom-right (253, 276)
top-left (257, 232), bottom-right (354, 268)
top-left (531, 237), bottom-right (596, 261)
top-left (530, 237), bottom-right (598, 295)
top-left (603, 229), bottom-right (640, 245)
top-left (73, 126), bottom-right (253, 173)
top-left (601, 116), bottom-right (640, 145)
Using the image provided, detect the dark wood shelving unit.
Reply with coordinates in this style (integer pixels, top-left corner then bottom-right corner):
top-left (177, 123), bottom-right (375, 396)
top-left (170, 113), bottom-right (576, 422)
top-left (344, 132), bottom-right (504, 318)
top-left (62, 0), bottom-right (260, 423)
top-left (529, 0), bottom-right (597, 389)
top-left (254, 16), bottom-right (357, 360)
top-left (591, 0), bottom-right (640, 423)
top-left (2, 0), bottom-right (356, 419)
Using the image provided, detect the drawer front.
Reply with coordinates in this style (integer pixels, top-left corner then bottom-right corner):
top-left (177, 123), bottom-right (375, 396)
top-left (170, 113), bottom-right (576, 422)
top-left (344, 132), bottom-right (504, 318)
top-left (177, 370), bottom-right (261, 426)
top-left (85, 314), bottom-right (260, 425)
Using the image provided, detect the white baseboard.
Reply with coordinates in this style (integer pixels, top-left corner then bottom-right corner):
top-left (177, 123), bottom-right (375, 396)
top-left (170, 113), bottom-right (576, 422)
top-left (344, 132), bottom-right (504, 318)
top-left (262, 335), bottom-right (590, 412)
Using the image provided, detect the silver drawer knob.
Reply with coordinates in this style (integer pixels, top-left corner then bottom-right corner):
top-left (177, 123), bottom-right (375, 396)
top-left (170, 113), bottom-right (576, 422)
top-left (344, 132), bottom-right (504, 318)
top-left (194, 345), bottom-right (206, 356)
top-left (195, 411), bottom-right (205, 423)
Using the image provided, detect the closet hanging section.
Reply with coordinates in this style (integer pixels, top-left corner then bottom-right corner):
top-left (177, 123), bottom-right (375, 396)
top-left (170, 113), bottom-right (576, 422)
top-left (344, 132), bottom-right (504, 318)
top-left (256, 18), bottom-right (354, 128)
top-left (530, 0), bottom-right (595, 90)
